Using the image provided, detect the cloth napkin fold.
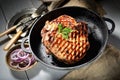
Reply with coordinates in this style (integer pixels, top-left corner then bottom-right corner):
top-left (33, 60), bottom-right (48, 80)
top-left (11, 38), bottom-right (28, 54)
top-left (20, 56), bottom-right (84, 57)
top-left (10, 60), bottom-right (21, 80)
top-left (61, 44), bottom-right (120, 80)
top-left (47, 0), bottom-right (106, 16)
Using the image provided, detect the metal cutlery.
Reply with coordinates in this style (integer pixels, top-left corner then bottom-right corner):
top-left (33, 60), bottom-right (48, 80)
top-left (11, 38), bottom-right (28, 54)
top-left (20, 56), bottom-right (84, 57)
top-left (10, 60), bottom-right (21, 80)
top-left (4, 18), bottom-right (37, 51)
top-left (0, 3), bottom-right (47, 38)
top-left (3, 0), bottom-right (65, 51)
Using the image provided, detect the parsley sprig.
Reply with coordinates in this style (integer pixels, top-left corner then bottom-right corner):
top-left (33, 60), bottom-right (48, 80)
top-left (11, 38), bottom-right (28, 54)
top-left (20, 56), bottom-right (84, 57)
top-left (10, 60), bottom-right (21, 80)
top-left (58, 24), bottom-right (72, 39)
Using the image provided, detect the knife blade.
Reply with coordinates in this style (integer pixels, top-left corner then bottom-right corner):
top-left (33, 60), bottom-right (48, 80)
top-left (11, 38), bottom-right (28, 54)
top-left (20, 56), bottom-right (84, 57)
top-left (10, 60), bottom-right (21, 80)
top-left (0, 22), bottom-right (24, 38)
top-left (31, 0), bottom-right (65, 18)
top-left (3, 0), bottom-right (65, 51)
top-left (3, 18), bottom-right (37, 51)
top-left (3, 2), bottom-right (48, 51)
top-left (0, 0), bottom-right (64, 38)
top-left (31, 2), bottom-right (48, 18)
top-left (0, 2), bottom-right (47, 38)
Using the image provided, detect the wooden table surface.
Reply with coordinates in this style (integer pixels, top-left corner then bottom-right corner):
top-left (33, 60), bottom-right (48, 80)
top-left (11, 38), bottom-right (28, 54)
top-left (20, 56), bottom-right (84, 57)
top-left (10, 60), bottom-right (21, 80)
top-left (0, 0), bottom-right (120, 80)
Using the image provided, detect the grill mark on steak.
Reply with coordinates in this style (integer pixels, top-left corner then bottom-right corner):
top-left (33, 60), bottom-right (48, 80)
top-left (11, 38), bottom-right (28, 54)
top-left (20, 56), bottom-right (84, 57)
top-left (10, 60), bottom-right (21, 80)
top-left (41, 15), bottom-right (90, 64)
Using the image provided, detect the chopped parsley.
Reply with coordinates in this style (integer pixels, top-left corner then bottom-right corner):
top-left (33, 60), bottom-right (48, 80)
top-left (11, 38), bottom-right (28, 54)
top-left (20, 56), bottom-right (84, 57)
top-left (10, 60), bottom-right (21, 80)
top-left (58, 24), bottom-right (63, 33)
top-left (58, 23), bottom-right (72, 39)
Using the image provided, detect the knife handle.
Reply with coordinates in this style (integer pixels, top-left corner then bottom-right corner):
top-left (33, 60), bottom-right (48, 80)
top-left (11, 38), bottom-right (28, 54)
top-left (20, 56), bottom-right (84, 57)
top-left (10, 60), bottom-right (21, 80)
top-left (0, 25), bottom-right (17, 37)
top-left (4, 30), bottom-right (22, 51)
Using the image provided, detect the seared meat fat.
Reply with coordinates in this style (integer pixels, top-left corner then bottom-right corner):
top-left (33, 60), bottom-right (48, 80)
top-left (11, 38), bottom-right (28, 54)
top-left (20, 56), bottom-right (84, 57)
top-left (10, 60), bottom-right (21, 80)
top-left (41, 15), bottom-right (90, 64)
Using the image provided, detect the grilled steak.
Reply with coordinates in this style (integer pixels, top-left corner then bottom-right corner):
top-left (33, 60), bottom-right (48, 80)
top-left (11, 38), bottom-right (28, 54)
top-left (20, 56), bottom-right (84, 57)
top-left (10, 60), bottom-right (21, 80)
top-left (41, 15), bottom-right (90, 64)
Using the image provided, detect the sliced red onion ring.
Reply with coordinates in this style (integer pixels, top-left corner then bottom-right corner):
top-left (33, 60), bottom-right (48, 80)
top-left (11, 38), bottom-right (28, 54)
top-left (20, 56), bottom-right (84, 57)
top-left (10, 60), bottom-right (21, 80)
top-left (10, 49), bottom-right (21, 61)
top-left (17, 50), bottom-right (29, 60)
top-left (9, 61), bottom-right (19, 68)
top-left (10, 53), bottom-right (19, 61)
top-left (18, 57), bottom-right (31, 70)
top-left (9, 47), bottom-right (36, 70)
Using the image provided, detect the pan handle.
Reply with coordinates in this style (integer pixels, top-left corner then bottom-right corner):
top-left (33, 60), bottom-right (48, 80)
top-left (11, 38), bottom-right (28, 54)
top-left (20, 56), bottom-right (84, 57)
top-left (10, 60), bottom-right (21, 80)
top-left (21, 36), bottom-right (31, 53)
top-left (21, 36), bottom-right (40, 62)
top-left (102, 17), bottom-right (115, 34)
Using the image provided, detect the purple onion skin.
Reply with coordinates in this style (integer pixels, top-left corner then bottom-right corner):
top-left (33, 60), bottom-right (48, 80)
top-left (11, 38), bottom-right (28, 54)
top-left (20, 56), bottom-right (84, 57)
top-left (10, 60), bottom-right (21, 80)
top-left (9, 48), bottom-right (36, 70)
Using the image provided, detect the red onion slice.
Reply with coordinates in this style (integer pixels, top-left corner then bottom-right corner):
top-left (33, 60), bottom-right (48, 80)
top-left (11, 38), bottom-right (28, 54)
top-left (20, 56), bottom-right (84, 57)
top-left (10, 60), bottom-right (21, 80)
top-left (9, 61), bottom-right (19, 68)
top-left (18, 57), bottom-right (31, 70)
top-left (10, 53), bottom-right (19, 61)
top-left (17, 50), bottom-right (29, 60)
top-left (10, 49), bottom-right (21, 61)
top-left (10, 49), bottom-right (23, 62)
top-left (9, 47), bottom-right (36, 70)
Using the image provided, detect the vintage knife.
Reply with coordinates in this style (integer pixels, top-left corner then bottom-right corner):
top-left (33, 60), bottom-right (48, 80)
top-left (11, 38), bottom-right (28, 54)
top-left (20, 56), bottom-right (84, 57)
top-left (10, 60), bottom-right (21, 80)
top-left (0, 0), bottom-right (65, 38)
top-left (0, 2), bottom-right (47, 38)
top-left (3, 18), bottom-right (37, 51)
top-left (3, 0), bottom-right (65, 50)
top-left (31, 3), bottom-right (48, 18)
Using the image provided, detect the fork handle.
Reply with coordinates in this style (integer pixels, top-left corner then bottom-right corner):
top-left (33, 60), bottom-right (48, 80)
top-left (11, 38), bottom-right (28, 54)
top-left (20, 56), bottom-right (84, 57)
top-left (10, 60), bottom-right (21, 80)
top-left (0, 25), bottom-right (17, 37)
top-left (3, 30), bottom-right (22, 51)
